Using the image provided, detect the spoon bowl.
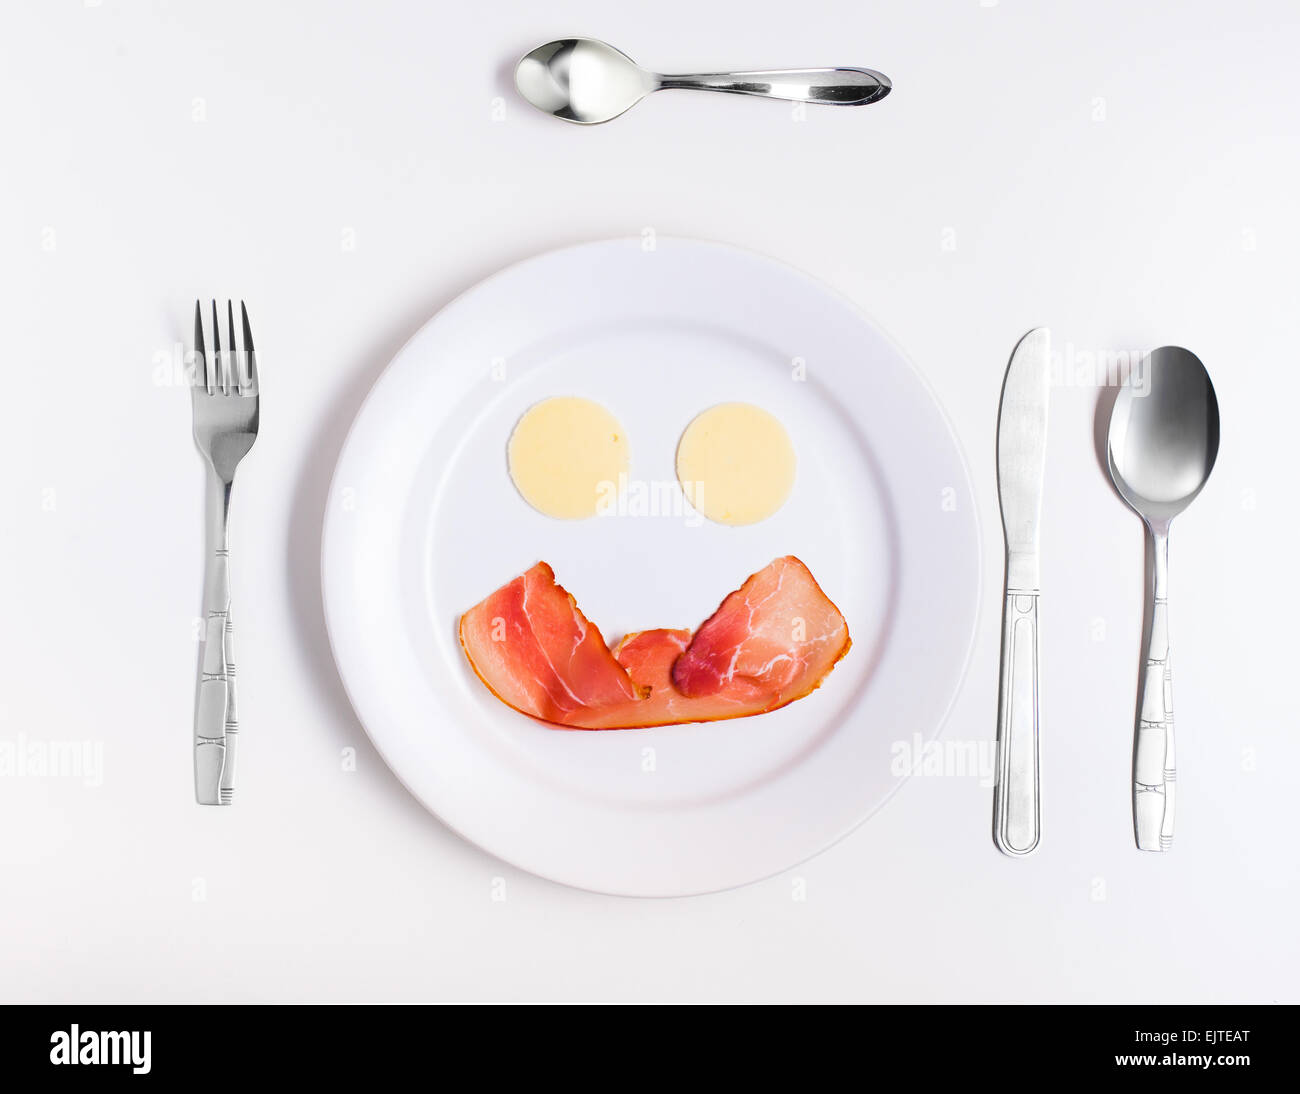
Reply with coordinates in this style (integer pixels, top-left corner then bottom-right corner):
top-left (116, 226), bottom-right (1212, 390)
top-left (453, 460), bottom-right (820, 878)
top-left (1107, 346), bottom-right (1220, 527)
top-left (515, 38), bottom-right (655, 125)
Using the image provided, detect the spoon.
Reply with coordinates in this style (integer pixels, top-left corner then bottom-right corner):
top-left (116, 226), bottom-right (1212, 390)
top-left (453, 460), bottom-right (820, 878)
top-left (515, 38), bottom-right (891, 125)
top-left (1106, 347), bottom-right (1219, 851)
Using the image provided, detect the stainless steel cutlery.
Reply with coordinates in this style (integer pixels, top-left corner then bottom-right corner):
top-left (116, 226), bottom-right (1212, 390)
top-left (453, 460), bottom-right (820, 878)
top-left (992, 335), bottom-right (1220, 854)
top-left (515, 38), bottom-right (891, 125)
top-left (993, 328), bottom-right (1051, 857)
top-left (191, 301), bottom-right (260, 806)
top-left (1105, 348), bottom-right (1219, 851)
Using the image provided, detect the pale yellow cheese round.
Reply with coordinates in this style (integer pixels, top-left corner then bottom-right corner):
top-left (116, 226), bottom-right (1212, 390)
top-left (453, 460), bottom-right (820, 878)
top-left (676, 402), bottom-right (796, 526)
top-left (508, 397), bottom-right (628, 520)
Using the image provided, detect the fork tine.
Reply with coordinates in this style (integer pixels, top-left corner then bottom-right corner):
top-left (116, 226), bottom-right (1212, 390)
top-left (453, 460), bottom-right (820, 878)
top-left (210, 299), bottom-right (223, 393)
top-left (193, 300), bottom-right (207, 389)
top-left (240, 301), bottom-right (258, 395)
top-left (226, 300), bottom-right (238, 393)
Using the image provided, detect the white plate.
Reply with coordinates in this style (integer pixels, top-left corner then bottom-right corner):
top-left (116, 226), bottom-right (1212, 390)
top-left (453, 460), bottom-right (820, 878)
top-left (322, 238), bottom-right (979, 896)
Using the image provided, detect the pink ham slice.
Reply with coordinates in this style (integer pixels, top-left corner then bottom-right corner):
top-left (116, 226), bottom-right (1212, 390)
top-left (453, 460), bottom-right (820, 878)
top-left (457, 562), bottom-right (642, 725)
top-left (459, 556), bottom-right (850, 730)
top-left (672, 556), bottom-right (851, 703)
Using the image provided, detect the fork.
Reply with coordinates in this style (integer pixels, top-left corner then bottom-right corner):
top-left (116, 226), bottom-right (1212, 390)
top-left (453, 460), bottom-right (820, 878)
top-left (191, 300), bottom-right (260, 805)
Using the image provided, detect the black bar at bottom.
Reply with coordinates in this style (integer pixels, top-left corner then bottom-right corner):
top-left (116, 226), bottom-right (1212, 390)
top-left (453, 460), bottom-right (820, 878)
top-left (0, 1003), bottom-right (1288, 1082)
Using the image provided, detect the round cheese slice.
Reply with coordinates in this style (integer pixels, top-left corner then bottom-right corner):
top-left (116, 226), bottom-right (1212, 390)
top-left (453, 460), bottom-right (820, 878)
top-left (508, 396), bottom-right (628, 520)
top-left (676, 402), bottom-right (796, 526)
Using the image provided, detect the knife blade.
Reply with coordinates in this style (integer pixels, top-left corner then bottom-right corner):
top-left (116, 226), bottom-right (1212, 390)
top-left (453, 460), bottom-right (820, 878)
top-left (993, 327), bottom-right (1050, 856)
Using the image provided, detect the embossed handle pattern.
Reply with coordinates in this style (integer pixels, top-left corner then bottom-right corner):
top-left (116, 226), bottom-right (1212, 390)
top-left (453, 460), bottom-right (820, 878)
top-left (195, 539), bottom-right (236, 805)
top-left (994, 589), bottom-right (1041, 856)
top-left (221, 610), bottom-right (238, 803)
top-left (1135, 530), bottom-right (1174, 850)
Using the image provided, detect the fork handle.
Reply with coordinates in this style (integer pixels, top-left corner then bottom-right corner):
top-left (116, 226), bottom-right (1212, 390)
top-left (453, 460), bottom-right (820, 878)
top-left (195, 475), bottom-right (236, 805)
top-left (219, 608), bottom-right (238, 802)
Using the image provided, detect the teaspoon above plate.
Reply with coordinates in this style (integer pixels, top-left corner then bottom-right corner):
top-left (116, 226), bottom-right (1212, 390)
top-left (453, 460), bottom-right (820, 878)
top-left (515, 37), bottom-right (892, 124)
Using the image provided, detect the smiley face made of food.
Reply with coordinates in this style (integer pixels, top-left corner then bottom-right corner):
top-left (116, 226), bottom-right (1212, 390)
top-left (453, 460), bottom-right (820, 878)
top-left (458, 397), bottom-right (851, 730)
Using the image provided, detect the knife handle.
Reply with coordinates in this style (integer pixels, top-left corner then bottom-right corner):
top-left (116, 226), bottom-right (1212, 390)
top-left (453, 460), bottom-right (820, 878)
top-left (993, 587), bottom-right (1041, 856)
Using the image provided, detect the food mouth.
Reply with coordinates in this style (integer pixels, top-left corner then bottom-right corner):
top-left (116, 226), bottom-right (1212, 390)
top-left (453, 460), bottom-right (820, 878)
top-left (459, 555), bottom-right (850, 730)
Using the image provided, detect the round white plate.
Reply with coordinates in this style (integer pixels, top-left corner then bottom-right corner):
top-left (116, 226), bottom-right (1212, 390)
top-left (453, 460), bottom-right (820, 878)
top-left (322, 238), bottom-right (979, 896)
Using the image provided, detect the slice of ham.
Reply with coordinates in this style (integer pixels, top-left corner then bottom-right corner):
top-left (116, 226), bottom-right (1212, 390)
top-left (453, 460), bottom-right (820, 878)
top-left (459, 556), bottom-right (850, 730)
top-left (456, 562), bottom-right (643, 725)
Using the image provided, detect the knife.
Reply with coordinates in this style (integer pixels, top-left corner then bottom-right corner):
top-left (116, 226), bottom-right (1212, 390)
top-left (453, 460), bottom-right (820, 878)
top-left (993, 327), bottom-right (1051, 856)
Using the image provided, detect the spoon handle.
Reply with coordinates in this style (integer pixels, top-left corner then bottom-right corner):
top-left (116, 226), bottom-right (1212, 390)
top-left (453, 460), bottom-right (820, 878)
top-left (1134, 528), bottom-right (1175, 850)
top-left (656, 67), bottom-right (890, 106)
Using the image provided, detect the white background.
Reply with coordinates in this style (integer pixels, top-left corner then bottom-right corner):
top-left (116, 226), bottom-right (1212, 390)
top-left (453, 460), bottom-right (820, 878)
top-left (1, 0), bottom-right (1296, 1002)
